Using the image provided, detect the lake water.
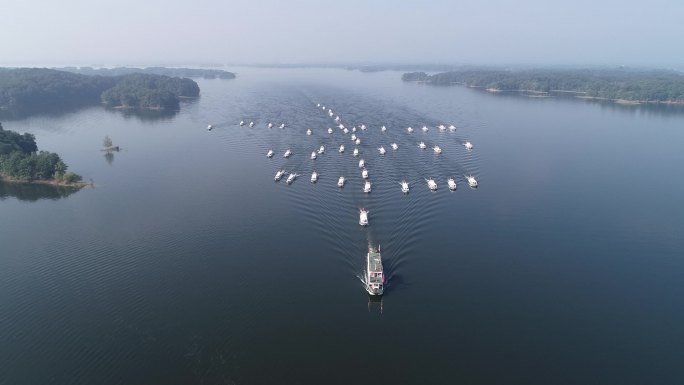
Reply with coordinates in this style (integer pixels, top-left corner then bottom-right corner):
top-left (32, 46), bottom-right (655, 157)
top-left (1, 68), bottom-right (684, 384)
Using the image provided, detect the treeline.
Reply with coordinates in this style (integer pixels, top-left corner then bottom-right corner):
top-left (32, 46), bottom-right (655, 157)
top-left (402, 69), bottom-right (684, 103)
top-left (0, 68), bottom-right (201, 114)
top-left (0, 123), bottom-right (81, 184)
top-left (59, 66), bottom-right (236, 79)
top-left (101, 73), bottom-right (199, 110)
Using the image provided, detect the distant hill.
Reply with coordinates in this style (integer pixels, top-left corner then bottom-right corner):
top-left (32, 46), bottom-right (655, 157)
top-left (0, 68), bottom-right (201, 115)
top-left (58, 66), bottom-right (236, 79)
top-left (402, 68), bottom-right (684, 104)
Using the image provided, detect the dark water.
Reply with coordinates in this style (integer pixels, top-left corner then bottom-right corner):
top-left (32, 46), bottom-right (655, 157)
top-left (2, 68), bottom-right (684, 384)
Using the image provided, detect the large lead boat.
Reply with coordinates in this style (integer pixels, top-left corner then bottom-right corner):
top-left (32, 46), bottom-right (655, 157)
top-left (366, 245), bottom-right (384, 296)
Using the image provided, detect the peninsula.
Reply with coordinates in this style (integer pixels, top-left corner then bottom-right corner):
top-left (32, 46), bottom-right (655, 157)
top-left (0, 122), bottom-right (85, 188)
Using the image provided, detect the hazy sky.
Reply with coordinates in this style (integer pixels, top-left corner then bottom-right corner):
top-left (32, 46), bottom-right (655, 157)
top-left (3, 0), bottom-right (683, 67)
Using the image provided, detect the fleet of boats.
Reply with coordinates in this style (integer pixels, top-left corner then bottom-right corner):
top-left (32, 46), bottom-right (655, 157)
top-left (246, 104), bottom-right (479, 297)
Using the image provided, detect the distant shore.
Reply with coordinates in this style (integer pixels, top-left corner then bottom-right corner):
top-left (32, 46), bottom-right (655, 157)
top-left (482, 88), bottom-right (684, 105)
top-left (402, 69), bottom-right (684, 106)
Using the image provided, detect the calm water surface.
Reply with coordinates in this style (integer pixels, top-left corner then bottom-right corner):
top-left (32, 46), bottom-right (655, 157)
top-left (1, 68), bottom-right (684, 384)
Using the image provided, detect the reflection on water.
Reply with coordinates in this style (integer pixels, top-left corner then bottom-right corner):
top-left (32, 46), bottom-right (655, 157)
top-left (0, 103), bottom-right (99, 121)
top-left (104, 151), bottom-right (114, 165)
top-left (0, 181), bottom-right (82, 201)
top-left (103, 106), bottom-right (180, 121)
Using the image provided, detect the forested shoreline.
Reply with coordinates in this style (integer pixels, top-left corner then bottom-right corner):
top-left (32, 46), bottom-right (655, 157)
top-left (0, 68), bottom-right (201, 114)
top-left (402, 69), bottom-right (684, 104)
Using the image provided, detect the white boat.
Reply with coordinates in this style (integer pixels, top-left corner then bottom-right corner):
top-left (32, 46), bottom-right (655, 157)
top-left (362, 168), bottom-right (369, 179)
top-left (407, 126), bottom-right (414, 133)
top-left (365, 245), bottom-right (384, 296)
top-left (306, 129), bottom-right (312, 136)
top-left (274, 169), bottom-right (286, 181)
top-left (322, 106), bottom-right (326, 110)
top-left (249, 121), bottom-right (254, 127)
top-left (311, 171), bottom-right (318, 183)
top-left (337, 176), bottom-right (345, 187)
top-left (422, 125), bottom-right (428, 132)
top-left (284, 149), bottom-right (292, 158)
top-left (426, 177), bottom-right (437, 191)
top-left (466, 175), bottom-right (478, 188)
top-left (328, 128), bottom-right (333, 134)
top-left (279, 123), bottom-right (285, 129)
top-left (438, 124), bottom-right (446, 131)
top-left (355, 138), bottom-right (361, 145)
top-left (448, 178), bottom-right (457, 190)
top-left (381, 125), bottom-right (387, 132)
top-left (335, 116), bottom-right (340, 122)
top-left (359, 159), bottom-right (365, 168)
top-left (266, 149), bottom-right (274, 158)
top-left (311, 151), bottom-right (317, 160)
top-left (363, 181), bottom-right (372, 193)
top-left (239, 120), bottom-right (244, 126)
top-left (353, 148), bottom-right (359, 157)
top-left (464, 141), bottom-right (473, 150)
top-left (360, 124), bottom-right (366, 131)
top-left (359, 208), bottom-right (369, 226)
top-left (400, 180), bottom-right (410, 193)
top-left (351, 134), bottom-right (357, 141)
top-left (317, 103), bottom-right (321, 107)
top-left (338, 124), bottom-right (345, 129)
top-left (352, 126), bottom-right (356, 133)
top-left (378, 146), bottom-right (386, 155)
top-left (207, 124), bottom-right (213, 131)
top-left (418, 142), bottom-right (426, 149)
top-left (329, 111), bottom-right (334, 117)
top-left (433, 146), bottom-right (442, 154)
top-left (343, 128), bottom-right (349, 134)
top-left (268, 122), bottom-right (274, 128)
top-left (339, 145), bottom-right (345, 153)
top-left (391, 143), bottom-right (398, 150)
top-left (286, 173), bottom-right (298, 184)
top-left (318, 145), bottom-right (325, 154)
top-left (449, 124), bottom-right (456, 131)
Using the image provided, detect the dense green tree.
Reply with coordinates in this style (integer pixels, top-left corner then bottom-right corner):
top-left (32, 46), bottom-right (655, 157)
top-left (0, 68), bottom-right (201, 114)
top-left (0, 126), bottom-right (80, 183)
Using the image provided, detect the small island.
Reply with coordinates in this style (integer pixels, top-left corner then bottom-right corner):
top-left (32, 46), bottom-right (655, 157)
top-left (0, 122), bottom-right (86, 188)
top-left (402, 68), bottom-right (684, 105)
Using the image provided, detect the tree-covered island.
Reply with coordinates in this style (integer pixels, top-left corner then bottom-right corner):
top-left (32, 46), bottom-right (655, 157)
top-left (0, 68), bottom-right (202, 115)
top-left (0, 122), bottom-right (85, 187)
top-left (402, 68), bottom-right (684, 104)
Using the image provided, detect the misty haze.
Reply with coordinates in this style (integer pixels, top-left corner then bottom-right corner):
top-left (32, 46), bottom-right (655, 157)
top-left (1, 1), bottom-right (684, 384)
